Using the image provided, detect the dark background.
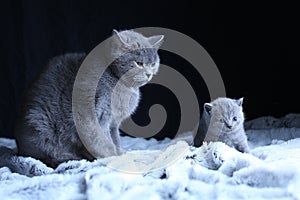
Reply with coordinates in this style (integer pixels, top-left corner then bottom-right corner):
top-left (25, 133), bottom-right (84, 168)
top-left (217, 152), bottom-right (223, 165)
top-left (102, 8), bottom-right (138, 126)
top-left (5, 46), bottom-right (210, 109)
top-left (0, 1), bottom-right (299, 138)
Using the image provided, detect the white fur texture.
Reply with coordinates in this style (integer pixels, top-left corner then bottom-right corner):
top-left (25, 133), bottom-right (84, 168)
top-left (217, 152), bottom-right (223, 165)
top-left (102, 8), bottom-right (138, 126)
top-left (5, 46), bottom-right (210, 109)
top-left (1, 114), bottom-right (300, 199)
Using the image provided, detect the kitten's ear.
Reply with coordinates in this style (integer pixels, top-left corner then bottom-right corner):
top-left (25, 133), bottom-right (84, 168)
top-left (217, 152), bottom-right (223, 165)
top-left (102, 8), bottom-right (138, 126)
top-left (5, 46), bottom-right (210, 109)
top-left (204, 103), bottom-right (213, 114)
top-left (236, 97), bottom-right (244, 107)
top-left (113, 29), bottom-right (130, 47)
top-left (112, 29), bottom-right (118, 34)
top-left (148, 35), bottom-right (164, 49)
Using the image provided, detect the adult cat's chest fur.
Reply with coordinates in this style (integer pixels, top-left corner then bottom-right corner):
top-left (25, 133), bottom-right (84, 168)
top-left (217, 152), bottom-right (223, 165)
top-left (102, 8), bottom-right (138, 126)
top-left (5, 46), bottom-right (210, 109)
top-left (95, 71), bottom-right (141, 125)
top-left (110, 84), bottom-right (140, 124)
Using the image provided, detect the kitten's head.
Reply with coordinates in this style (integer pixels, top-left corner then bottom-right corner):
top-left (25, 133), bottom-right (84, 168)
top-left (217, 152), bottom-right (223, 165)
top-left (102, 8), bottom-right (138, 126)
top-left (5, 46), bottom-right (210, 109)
top-left (110, 30), bottom-right (164, 87)
top-left (204, 97), bottom-right (244, 133)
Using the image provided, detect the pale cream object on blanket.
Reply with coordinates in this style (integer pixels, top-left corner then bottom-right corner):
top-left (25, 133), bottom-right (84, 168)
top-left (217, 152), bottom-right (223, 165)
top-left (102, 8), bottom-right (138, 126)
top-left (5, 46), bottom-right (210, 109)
top-left (99, 141), bottom-right (189, 174)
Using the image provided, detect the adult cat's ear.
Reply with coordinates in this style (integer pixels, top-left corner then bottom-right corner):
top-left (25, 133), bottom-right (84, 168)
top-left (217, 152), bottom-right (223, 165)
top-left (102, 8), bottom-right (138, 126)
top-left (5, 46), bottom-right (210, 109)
top-left (113, 29), bottom-right (130, 47)
top-left (204, 103), bottom-right (213, 114)
top-left (148, 35), bottom-right (164, 49)
top-left (236, 97), bottom-right (244, 107)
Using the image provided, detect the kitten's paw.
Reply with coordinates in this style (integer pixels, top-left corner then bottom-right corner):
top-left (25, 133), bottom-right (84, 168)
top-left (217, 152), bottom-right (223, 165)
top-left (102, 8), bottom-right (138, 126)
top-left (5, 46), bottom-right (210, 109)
top-left (202, 142), bottom-right (239, 170)
top-left (236, 144), bottom-right (250, 153)
top-left (212, 149), bottom-right (225, 166)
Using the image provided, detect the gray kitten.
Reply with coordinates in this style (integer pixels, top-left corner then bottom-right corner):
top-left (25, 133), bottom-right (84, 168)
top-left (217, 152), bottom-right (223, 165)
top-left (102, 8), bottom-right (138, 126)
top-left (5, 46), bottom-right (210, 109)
top-left (13, 30), bottom-right (164, 168)
top-left (197, 97), bottom-right (250, 153)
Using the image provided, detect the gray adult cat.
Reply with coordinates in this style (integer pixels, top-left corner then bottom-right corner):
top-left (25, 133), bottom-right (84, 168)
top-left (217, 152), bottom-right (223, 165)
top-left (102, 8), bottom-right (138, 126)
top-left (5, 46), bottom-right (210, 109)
top-left (195, 97), bottom-right (250, 153)
top-left (11, 30), bottom-right (164, 169)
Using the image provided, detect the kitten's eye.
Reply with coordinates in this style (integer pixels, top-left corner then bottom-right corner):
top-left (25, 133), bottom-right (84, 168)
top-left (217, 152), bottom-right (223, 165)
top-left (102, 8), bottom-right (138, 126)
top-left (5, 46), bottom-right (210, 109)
top-left (151, 63), bottom-right (156, 68)
top-left (136, 62), bottom-right (143, 68)
top-left (233, 116), bottom-right (237, 121)
top-left (219, 119), bottom-right (223, 123)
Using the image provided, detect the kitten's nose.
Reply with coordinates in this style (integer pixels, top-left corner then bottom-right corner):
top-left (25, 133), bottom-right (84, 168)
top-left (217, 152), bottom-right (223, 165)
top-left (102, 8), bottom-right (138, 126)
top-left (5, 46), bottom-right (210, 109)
top-left (226, 125), bottom-right (232, 129)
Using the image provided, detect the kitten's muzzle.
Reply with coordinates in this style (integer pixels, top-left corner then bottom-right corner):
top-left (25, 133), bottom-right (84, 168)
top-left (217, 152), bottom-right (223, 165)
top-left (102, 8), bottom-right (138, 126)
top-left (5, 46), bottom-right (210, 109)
top-left (225, 123), bottom-right (232, 130)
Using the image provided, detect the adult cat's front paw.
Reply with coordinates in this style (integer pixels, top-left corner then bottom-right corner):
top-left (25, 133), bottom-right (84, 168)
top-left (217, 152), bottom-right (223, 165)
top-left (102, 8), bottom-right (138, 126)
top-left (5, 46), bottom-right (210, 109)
top-left (117, 147), bottom-right (126, 155)
top-left (100, 144), bottom-right (123, 158)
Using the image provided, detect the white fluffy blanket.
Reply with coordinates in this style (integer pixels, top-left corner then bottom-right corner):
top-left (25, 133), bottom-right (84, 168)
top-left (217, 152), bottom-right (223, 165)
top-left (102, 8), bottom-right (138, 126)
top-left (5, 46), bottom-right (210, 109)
top-left (1, 114), bottom-right (300, 200)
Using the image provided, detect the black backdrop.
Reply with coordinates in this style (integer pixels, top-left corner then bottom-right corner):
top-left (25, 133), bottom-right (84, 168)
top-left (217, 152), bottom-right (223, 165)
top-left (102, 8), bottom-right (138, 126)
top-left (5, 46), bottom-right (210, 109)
top-left (0, 0), bottom-right (299, 138)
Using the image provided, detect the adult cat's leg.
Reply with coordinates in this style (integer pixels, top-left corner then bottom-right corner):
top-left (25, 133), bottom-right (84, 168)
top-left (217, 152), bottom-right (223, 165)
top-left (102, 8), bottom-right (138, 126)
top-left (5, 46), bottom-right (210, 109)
top-left (96, 111), bottom-right (120, 156)
top-left (110, 121), bottom-right (124, 154)
top-left (110, 122), bottom-right (120, 146)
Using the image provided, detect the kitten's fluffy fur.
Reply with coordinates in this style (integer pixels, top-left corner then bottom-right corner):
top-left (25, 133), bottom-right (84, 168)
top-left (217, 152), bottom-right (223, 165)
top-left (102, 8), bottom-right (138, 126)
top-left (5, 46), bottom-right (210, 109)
top-left (13, 30), bottom-right (164, 168)
top-left (196, 97), bottom-right (250, 153)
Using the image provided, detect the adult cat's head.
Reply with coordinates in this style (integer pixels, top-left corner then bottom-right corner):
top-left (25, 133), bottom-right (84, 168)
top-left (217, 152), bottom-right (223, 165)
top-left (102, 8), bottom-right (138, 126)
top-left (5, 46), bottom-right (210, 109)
top-left (204, 97), bottom-right (244, 133)
top-left (109, 30), bottom-right (164, 87)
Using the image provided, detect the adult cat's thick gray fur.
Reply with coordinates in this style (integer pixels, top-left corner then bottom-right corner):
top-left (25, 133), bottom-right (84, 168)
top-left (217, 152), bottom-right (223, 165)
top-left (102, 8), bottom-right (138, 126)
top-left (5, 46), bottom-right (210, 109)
top-left (197, 97), bottom-right (250, 153)
top-left (9, 30), bottom-right (164, 169)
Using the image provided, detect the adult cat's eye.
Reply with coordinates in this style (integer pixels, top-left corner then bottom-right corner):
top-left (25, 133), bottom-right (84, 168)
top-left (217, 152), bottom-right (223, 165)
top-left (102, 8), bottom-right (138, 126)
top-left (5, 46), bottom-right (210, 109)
top-left (233, 116), bottom-right (237, 121)
top-left (151, 63), bottom-right (156, 67)
top-left (136, 62), bottom-right (143, 68)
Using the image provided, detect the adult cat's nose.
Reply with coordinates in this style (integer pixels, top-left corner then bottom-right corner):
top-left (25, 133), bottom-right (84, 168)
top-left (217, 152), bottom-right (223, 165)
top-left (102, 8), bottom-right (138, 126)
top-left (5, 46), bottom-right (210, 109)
top-left (146, 73), bottom-right (151, 78)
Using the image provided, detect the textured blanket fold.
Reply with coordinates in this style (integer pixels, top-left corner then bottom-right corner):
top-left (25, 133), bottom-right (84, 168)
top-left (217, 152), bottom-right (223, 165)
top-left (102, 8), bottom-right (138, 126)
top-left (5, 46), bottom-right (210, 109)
top-left (1, 114), bottom-right (300, 200)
